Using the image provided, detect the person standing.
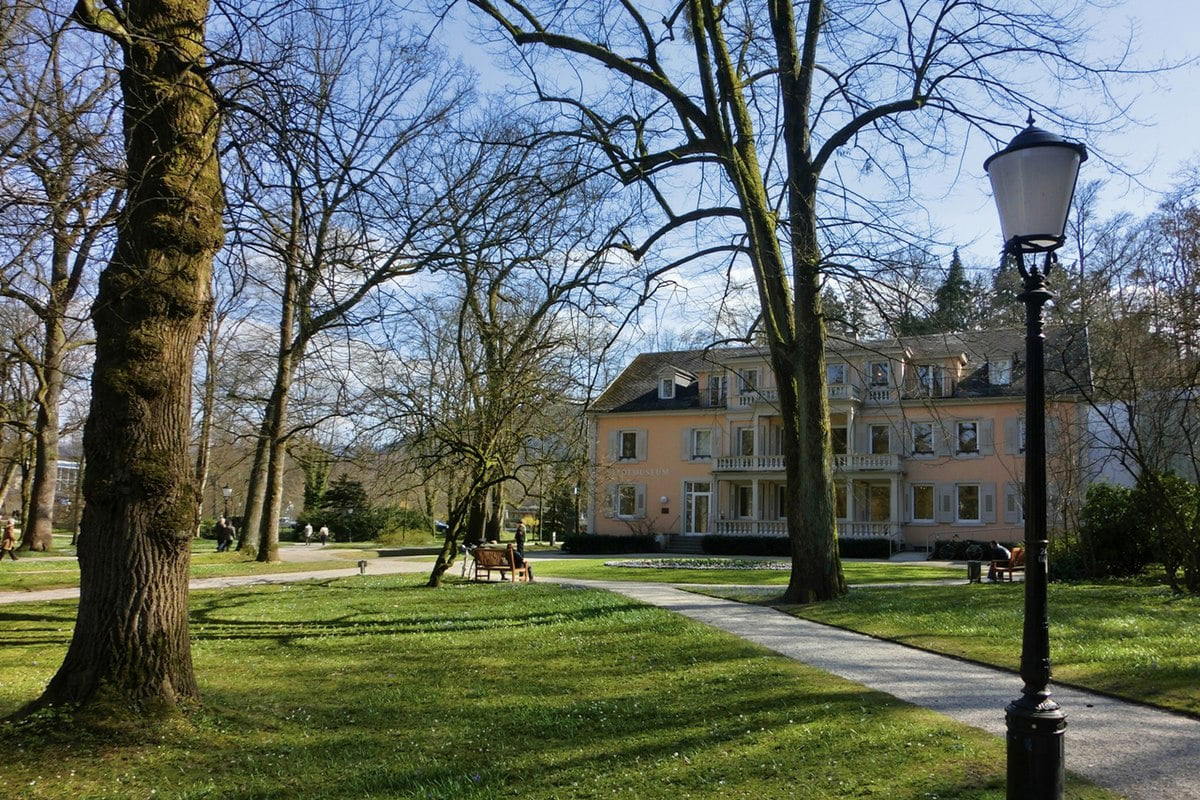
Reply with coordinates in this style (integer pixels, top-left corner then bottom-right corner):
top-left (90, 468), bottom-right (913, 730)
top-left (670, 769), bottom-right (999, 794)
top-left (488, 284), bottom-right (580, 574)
top-left (318, 525), bottom-right (329, 546)
top-left (214, 517), bottom-right (232, 552)
top-left (514, 522), bottom-right (526, 552)
top-left (987, 539), bottom-right (1012, 582)
top-left (1, 515), bottom-right (18, 561)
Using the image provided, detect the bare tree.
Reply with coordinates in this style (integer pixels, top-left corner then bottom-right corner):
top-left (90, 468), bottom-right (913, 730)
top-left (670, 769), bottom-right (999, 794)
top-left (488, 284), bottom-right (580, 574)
top-left (464, 0), bottom-right (1131, 601)
top-left (220, 1), bottom-right (469, 561)
top-left (0, 6), bottom-right (121, 550)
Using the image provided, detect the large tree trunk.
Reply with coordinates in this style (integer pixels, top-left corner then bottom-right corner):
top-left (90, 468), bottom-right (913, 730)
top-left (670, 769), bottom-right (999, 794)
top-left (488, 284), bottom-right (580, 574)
top-left (255, 381), bottom-right (292, 563)
top-left (25, 0), bottom-right (223, 715)
top-left (238, 429), bottom-right (270, 553)
top-left (22, 314), bottom-right (66, 551)
top-left (0, 454), bottom-right (18, 513)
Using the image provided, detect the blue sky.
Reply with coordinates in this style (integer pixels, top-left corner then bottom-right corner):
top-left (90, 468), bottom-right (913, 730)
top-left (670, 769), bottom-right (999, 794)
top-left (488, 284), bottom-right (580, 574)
top-left (436, 1), bottom-right (1198, 283)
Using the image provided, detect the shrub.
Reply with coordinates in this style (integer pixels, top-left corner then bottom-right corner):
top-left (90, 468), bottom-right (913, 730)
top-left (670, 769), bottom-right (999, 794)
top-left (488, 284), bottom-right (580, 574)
top-left (294, 506), bottom-right (435, 543)
top-left (1078, 483), bottom-right (1147, 578)
top-left (930, 538), bottom-right (993, 561)
top-left (561, 534), bottom-right (660, 554)
top-left (1131, 473), bottom-right (1200, 594)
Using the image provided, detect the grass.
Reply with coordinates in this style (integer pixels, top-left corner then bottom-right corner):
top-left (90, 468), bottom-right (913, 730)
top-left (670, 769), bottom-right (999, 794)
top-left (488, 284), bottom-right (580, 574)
top-left (693, 581), bottom-right (1200, 716)
top-left (532, 557), bottom-right (964, 585)
top-left (0, 550), bottom-right (350, 593)
top-left (0, 575), bottom-right (1116, 800)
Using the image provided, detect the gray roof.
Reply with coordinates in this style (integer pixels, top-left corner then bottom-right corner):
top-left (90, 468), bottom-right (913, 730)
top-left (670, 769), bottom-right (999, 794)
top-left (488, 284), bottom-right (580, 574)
top-left (591, 326), bottom-right (1091, 413)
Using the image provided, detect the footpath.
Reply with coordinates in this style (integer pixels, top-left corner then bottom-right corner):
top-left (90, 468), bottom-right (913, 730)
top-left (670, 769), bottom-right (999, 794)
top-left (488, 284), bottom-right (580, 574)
top-left (552, 577), bottom-right (1200, 800)
top-left (3, 558), bottom-right (1197, 799)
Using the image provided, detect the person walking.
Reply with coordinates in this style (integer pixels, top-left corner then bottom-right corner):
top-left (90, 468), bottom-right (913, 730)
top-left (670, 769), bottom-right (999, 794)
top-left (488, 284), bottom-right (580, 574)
top-left (1, 515), bottom-right (18, 562)
top-left (215, 517), bottom-right (232, 552)
top-left (513, 522), bottom-right (533, 581)
top-left (318, 525), bottom-right (329, 546)
top-left (303, 523), bottom-right (314, 546)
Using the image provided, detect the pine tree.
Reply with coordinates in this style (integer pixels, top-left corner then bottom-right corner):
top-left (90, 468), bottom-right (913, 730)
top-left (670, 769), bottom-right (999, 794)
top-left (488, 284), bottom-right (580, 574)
top-left (932, 248), bottom-right (975, 332)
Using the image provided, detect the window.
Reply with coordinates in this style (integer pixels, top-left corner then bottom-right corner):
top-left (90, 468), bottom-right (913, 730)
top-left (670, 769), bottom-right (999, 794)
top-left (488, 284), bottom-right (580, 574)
top-left (826, 363), bottom-right (846, 385)
top-left (957, 484), bottom-right (980, 522)
top-left (912, 484), bottom-right (935, 522)
top-left (831, 426), bottom-right (848, 455)
top-left (869, 361), bottom-right (890, 386)
top-left (870, 424), bottom-right (891, 455)
top-left (620, 430), bottom-right (638, 460)
top-left (991, 358), bottom-right (1013, 385)
top-left (736, 426), bottom-right (755, 456)
top-left (737, 368), bottom-right (759, 394)
top-left (659, 377), bottom-right (675, 399)
top-left (736, 485), bottom-right (754, 518)
top-left (911, 422), bottom-right (934, 456)
top-left (776, 485), bottom-right (787, 519)
top-left (617, 484), bottom-right (638, 517)
top-left (956, 421), bottom-right (979, 454)
top-left (1019, 417), bottom-right (1026, 454)
top-left (916, 364), bottom-right (940, 395)
top-left (691, 428), bottom-right (712, 459)
top-left (707, 375), bottom-right (727, 406)
top-left (834, 482), bottom-right (848, 519)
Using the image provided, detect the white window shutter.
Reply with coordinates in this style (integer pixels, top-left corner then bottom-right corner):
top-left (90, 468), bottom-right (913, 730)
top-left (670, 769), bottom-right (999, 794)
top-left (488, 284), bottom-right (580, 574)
top-left (1004, 482), bottom-right (1023, 524)
top-left (605, 484), bottom-right (617, 517)
top-left (635, 429), bottom-right (648, 461)
top-left (935, 421), bottom-right (953, 456)
top-left (980, 419), bottom-right (995, 456)
top-left (853, 423), bottom-right (870, 454)
top-left (607, 431), bottom-right (619, 461)
top-left (634, 484), bottom-right (646, 517)
top-left (711, 426), bottom-right (723, 458)
top-left (890, 422), bottom-right (904, 455)
top-left (903, 484), bottom-right (913, 523)
top-left (1003, 418), bottom-right (1019, 455)
top-left (935, 483), bottom-right (955, 523)
top-left (981, 483), bottom-right (997, 523)
top-left (682, 428), bottom-right (693, 460)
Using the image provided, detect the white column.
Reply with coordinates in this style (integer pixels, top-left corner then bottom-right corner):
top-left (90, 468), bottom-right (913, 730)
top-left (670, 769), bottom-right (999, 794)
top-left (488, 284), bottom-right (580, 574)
top-left (751, 478), bottom-right (760, 535)
top-left (845, 478), bottom-right (855, 536)
top-left (890, 475), bottom-right (900, 537)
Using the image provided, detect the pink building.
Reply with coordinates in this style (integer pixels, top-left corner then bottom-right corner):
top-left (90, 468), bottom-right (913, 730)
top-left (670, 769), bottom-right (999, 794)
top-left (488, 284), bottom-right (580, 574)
top-left (587, 328), bottom-right (1091, 550)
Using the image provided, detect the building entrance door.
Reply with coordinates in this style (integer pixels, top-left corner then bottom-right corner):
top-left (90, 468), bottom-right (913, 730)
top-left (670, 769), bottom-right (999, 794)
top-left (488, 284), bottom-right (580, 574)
top-left (684, 481), bottom-right (712, 534)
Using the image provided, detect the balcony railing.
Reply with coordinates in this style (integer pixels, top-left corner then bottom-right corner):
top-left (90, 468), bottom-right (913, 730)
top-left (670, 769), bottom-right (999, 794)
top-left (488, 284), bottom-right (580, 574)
top-left (713, 519), bottom-right (901, 541)
top-left (735, 384), bottom-right (864, 408)
top-left (864, 386), bottom-right (898, 404)
top-left (715, 453), bottom-right (901, 472)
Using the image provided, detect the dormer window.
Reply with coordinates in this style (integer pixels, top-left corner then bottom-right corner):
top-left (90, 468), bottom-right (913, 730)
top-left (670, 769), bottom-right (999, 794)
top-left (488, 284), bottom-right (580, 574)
top-left (991, 358), bottom-right (1013, 385)
top-left (659, 377), bottom-right (675, 399)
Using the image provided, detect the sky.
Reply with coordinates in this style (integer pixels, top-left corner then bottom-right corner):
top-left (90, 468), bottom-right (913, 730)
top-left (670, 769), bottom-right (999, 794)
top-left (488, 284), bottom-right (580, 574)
top-left (432, 0), bottom-right (1200, 313)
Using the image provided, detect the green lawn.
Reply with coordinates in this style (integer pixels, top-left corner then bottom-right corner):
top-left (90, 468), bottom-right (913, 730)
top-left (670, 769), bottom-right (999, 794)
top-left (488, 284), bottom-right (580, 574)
top-left (694, 582), bottom-right (1200, 716)
top-left (0, 550), bottom-right (350, 593)
top-left (533, 557), bottom-right (964, 585)
top-left (0, 575), bottom-right (1114, 800)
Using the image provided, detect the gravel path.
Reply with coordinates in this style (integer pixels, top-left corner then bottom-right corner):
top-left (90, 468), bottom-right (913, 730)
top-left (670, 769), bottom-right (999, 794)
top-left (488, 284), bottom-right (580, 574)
top-left (551, 577), bottom-right (1200, 800)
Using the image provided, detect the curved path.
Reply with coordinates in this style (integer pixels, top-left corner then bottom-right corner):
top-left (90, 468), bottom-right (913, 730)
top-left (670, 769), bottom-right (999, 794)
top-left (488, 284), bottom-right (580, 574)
top-left (2, 555), bottom-right (1197, 799)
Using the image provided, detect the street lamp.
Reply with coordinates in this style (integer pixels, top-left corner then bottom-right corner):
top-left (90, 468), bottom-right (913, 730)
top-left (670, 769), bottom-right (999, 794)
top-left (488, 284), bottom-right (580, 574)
top-left (985, 114), bottom-right (1087, 800)
top-left (221, 485), bottom-right (233, 519)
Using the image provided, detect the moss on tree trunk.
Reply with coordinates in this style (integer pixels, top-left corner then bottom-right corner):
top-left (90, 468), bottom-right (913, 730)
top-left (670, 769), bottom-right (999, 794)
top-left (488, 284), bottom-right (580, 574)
top-left (24, 0), bottom-right (223, 715)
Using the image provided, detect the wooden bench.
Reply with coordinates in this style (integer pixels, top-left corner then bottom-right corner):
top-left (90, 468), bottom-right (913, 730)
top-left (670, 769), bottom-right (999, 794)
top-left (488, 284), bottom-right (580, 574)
top-left (472, 544), bottom-right (530, 583)
top-left (992, 546), bottom-right (1025, 581)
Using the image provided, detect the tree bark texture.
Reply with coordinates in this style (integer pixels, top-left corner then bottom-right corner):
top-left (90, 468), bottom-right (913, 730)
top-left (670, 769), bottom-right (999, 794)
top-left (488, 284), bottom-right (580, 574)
top-left (29, 0), bottom-right (223, 713)
top-left (22, 313), bottom-right (65, 551)
top-left (238, 429), bottom-right (270, 553)
top-left (192, 321), bottom-right (218, 536)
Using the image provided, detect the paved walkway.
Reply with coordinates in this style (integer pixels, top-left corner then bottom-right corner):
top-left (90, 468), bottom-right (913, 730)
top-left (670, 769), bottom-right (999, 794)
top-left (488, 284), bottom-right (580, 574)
top-left (3, 557), bottom-right (1196, 798)
top-left (549, 577), bottom-right (1200, 800)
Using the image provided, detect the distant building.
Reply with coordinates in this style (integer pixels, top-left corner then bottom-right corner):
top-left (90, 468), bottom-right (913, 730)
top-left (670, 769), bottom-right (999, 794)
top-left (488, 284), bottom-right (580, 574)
top-left (587, 327), bottom-right (1092, 550)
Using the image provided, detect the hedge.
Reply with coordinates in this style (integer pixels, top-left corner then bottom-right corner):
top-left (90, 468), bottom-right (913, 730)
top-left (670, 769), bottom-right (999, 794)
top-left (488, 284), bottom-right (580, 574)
top-left (560, 534), bottom-right (660, 554)
top-left (701, 535), bottom-right (893, 559)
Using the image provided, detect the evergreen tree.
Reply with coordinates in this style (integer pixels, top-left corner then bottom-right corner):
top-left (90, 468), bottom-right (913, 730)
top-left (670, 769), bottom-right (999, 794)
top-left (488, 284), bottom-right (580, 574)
top-left (931, 248), bottom-right (976, 331)
top-left (321, 475), bottom-right (369, 512)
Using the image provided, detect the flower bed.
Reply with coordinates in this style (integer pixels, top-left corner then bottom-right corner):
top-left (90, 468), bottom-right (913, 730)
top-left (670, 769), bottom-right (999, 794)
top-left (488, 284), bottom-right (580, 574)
top-left (603, 558), bottom-right (790, 571)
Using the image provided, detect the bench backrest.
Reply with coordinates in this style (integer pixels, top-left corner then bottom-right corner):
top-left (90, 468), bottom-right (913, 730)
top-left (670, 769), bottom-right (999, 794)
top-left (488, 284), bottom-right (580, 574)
top-left (1011, 546), bottom-right (1025, 567)
top-left (474, 545), bottom-right (515, 569)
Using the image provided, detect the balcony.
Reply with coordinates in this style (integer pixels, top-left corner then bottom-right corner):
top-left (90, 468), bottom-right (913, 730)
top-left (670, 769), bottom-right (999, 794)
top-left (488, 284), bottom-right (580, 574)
top-left (714, 519), bottom-right (901, 541)
top-left (864, 386), bottom-right (898, 404)
top-left (714, 453), bottom-right (901, 473)
top-left (734, 383), bottom-right (863, 408)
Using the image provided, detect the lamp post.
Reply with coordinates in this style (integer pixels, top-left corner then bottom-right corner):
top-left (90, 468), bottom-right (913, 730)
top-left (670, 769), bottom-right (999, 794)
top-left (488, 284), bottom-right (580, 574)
top-left (985, 114), bottom-right (1087, 800)
top-left (573, 484), bottom-right (580, 538)
top-left (221, 485), bottom-right (232, 519)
